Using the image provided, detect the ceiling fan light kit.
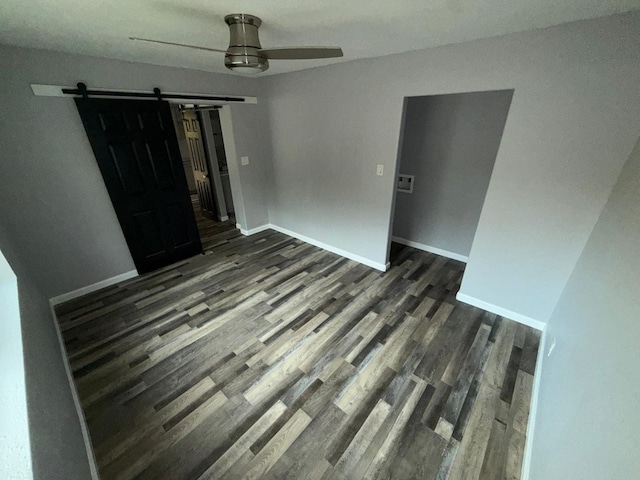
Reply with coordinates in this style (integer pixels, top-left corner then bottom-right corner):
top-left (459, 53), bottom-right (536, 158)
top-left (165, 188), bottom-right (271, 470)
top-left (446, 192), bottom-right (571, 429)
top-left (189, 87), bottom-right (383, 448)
top-left (224, 14), bottom-right (269, 74)
top-left (130, 13), bottom-right (343, 75)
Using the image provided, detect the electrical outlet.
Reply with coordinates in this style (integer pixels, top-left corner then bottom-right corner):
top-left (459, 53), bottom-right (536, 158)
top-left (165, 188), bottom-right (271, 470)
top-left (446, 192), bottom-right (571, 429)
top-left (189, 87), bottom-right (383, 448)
top-left (376, 164), bottom-right (384, 176)
top-left (397, 174), bottom-right (414, 193)
top-left (241, 156), bottom-right (249, 166)
top-left (547, 336), bottom-right (556, 357)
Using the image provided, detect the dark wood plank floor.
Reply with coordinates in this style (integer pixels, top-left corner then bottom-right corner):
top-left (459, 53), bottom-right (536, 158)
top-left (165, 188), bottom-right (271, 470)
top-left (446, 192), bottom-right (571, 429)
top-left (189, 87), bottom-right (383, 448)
top-left (56, 223), bottom-right (540, 480)
top-left (191, 194), bottom-right (236, 252)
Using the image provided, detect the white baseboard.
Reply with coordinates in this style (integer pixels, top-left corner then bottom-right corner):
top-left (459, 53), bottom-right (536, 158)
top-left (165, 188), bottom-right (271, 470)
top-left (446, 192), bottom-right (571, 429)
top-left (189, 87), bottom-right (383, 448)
top-left (48, 304), bottom-right (100, 480)
top-left (455, 292), bottom-right (546, 331)
top-left (238, 224), bottom-right (272, 236)
top-left (240, 223), bottom-right (388, 271)
top-left (220, 215), bottom-right (229, 222)
top-left (49, 270), bottom-right (138, 307)
top-left (520, 327), bottom-right (547, 480)
top-left (269, 224), bottom-right (389, 272)
top-left (391, 236), bottom-right (469, 263)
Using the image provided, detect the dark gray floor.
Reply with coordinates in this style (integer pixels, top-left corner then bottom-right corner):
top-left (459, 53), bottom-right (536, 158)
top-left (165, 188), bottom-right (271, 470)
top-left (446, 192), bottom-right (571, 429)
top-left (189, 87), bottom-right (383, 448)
top-left (55, 224), bottom-right (540, 479)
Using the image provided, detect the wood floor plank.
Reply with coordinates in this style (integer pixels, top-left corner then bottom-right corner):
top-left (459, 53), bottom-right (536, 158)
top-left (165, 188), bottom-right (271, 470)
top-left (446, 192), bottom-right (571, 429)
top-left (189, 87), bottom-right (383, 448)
top-left (100, 390), bottom-right (228, 479)
top-left (388, 426), bottom-right (446, 480)
top-left (362, 379), bottom-right (427, 479)
top-left (446, 380), bottom-right (499, 480)
top-left (198, 400), bottom-right (288, 480)
top-left (479, 419), bottom-right (508, 480)
top-left (241, 408), bottom-right (312, 480)
top-left (56, 212), bottom-right (540, 480)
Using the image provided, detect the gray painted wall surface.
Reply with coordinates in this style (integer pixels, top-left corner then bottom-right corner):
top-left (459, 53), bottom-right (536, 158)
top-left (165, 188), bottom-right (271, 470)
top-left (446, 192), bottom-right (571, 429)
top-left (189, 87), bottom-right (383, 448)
top-left (264, 11), bottom-right (640, 322)
top-left (229, 100), bottom-right (273, 229)
top-left (19, 276), bottom-right (92, 480)
top-left (0, 219), bottom-right (90, 479)
top-left (529, 135), bottom-right (640, 479)
top-left (0, 248), bottom-right (32, 480)
top-left (392, 90), bottom-right (513, 257)
top-left (0, 44), bottom-right (270, 298)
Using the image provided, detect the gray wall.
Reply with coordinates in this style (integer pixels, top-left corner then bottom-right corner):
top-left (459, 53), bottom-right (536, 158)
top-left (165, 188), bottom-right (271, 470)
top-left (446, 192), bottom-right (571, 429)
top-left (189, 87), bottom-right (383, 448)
top-left (19, 275), bottom-right (92, 480)
top-left (0, 48), bottom-right (272, 479)
top-left (264, 11), bottom-right (640, 323)
top-left (529, 135), bottom-right (640, 479)
top-left (0, 219), bottom-right (91, 479)
top-left (228, 100), bottom-right (273, 229)
top-left (392, 90), bottom-right (513, 257)
top-left (0, 247), bottom-right (32, 480)
top-left (0, 44), bottom-right (271, 299)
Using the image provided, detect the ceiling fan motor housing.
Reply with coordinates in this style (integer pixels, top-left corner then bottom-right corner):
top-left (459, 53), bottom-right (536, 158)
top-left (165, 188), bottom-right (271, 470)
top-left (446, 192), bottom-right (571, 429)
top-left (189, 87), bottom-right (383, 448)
top-left (224, 14), bottom-right (269, 72)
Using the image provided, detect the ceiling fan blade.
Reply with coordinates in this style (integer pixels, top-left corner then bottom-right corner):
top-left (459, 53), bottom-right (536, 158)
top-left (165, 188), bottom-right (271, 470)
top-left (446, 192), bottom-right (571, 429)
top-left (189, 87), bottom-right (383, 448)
top-left (259, 47), bottom-right (343, 60)
top-left (129, 37), bottom-right (227, 53)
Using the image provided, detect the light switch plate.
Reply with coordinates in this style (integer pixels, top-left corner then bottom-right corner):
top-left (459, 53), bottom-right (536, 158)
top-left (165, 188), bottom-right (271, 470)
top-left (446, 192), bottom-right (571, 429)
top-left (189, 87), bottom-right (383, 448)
top-left (376, 164), bottom-right (384, 176)
top-left (241, 156), bottom-right (249, 166)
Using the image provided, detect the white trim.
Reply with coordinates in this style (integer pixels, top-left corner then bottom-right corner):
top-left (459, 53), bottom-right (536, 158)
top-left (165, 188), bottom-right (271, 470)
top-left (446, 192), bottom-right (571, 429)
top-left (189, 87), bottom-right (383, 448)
top-left (455, 292), bottom-right (546, 331)
top-left (521, 327), bottom-right (547, 480)
top-left (48, 303), bottom-right (100, 480)
top-left (220, 215), bottom-right (229, 222)
top-left (49, 270), bottom-right (138, 306)
top-left (392, 236), bottom-right (469, 263)
top-left (266, 224), bottom-right (389, 271)
top-left (238, 222), bottom-right (391, 272)
top-left (199, 111), bottom-right (229, 219)
top-left (219, 106), bottom-right (248, 231)
top-left (239, 224), bottom-right (272, 236)
top-left (30, 84), bottom-right (257, 105)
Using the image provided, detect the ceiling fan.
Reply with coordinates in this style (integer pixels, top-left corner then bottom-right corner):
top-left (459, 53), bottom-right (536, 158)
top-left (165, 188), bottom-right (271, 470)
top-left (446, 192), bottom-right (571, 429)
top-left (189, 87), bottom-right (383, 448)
top-left (130, 13), bottom-right (343, 74)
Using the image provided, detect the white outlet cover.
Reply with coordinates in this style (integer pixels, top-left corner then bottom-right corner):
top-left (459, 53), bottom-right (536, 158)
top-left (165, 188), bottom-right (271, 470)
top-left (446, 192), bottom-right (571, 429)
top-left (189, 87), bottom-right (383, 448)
top-left (376, 164), bottom-right (384, 176)
top-left (241, 156), bottom-right (249, 166)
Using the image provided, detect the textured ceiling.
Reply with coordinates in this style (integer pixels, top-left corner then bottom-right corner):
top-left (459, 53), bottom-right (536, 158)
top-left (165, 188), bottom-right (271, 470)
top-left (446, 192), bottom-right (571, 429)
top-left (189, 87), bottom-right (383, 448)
top-left (2, 0), bottom-right (639, 76)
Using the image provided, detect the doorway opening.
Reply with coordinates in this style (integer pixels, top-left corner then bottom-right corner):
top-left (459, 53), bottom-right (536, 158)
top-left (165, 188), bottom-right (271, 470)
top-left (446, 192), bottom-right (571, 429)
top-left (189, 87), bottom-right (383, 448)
top-left (170, 105), bottom-right (237, 250)
top-left (74, 96), bottom-right (246, 275)
top-left (387, 89), bottom-right (514, 265)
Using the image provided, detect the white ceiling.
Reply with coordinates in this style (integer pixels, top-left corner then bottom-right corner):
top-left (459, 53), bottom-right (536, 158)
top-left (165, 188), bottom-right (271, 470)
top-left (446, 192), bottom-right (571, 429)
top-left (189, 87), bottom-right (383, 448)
top-left (2, 0), bottom-right (639, 76)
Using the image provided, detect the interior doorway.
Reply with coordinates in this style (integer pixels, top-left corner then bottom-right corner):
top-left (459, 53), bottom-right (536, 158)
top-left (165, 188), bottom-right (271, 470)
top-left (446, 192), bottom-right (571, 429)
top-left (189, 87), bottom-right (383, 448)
top-left (74, 92), bottom-right (247, 274)
top-left (388, 89), bottom-right (514, 264)
top-left (75, 97), bottom-right (203, 274)
top-left (170, 104), bottom-right (238, 250)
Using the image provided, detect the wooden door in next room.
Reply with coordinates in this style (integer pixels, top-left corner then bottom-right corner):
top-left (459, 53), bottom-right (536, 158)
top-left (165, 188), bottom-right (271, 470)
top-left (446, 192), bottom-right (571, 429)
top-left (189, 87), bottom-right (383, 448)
top-left (181, 109), bottom-right (218, 220)
top-left (74, 98), bottom-right (202, 274)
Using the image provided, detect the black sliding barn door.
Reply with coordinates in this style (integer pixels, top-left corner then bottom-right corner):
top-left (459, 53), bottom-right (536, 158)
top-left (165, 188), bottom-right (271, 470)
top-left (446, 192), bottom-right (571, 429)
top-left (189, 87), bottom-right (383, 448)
top-left (75, 98), bottom-right (202, 274)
